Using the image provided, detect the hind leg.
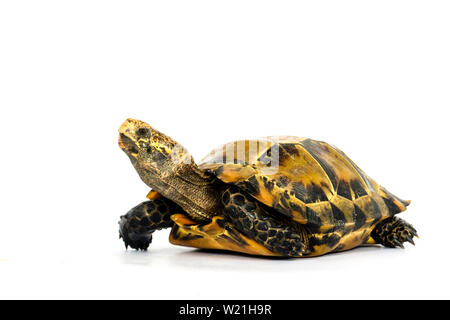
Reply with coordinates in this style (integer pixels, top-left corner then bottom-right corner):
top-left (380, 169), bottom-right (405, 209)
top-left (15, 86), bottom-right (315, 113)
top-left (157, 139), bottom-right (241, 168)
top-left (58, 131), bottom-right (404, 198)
top-left (221, 187), bottom-right (310, 257)
top-left (119, 198), bottom-right (182, 250)
top-left (370, 216), bottom-right (418, 248)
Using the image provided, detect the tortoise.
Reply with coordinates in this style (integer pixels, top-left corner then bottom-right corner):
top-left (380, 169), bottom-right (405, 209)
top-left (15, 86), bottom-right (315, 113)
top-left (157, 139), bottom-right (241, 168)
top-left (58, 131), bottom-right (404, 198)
top-left (118, 118), bottom-right (417, 257)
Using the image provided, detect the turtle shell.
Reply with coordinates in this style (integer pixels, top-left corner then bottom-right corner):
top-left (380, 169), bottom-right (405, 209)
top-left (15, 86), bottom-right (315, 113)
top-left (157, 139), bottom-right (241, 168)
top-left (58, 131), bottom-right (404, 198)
top-left (199, 137), bottom-right (410, 238)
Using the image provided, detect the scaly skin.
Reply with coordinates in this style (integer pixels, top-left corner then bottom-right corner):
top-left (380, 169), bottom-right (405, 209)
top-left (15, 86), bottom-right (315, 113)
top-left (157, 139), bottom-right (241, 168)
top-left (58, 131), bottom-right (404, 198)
top-left (371, 216), bottom-right (418, 248)
top-left (119, 199), bottom-right (181, 250)
top-left (221, 186), bottom-right (310, 257)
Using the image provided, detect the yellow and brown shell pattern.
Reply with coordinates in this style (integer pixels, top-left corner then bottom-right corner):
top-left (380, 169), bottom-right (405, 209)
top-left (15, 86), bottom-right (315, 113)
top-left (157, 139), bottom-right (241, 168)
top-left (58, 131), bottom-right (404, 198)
top-left (195, 137), bottom-right (410, 256)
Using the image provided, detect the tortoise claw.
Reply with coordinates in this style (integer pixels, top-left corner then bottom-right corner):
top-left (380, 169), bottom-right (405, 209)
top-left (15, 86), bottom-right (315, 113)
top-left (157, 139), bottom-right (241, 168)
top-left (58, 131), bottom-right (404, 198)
top-left (393, 239), bottom-right (404, 249)
top-left (405, 236), bottom-right (415, 246)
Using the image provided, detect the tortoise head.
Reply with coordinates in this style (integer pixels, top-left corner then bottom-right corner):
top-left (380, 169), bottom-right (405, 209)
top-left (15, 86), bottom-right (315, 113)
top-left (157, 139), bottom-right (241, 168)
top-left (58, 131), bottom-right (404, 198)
top-left (119, 118), bottom-right (193, 189)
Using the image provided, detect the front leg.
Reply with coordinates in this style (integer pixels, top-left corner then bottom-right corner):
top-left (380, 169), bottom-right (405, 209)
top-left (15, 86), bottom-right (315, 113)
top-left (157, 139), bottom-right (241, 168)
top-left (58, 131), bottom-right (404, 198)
top-left (119, 198), bottom-right (182, 250)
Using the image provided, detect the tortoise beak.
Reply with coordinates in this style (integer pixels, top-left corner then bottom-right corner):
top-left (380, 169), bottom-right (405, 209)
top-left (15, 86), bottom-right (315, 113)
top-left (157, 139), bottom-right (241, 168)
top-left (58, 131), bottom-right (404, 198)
top-left (119, 133), bottom-right (139, 154)
top-left (119, 119), bottom-right (139, 155)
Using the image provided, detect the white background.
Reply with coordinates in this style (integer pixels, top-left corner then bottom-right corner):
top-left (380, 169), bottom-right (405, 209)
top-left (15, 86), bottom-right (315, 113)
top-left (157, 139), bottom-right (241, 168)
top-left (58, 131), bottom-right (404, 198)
top-left (1, 1), bottom-right (449, 299)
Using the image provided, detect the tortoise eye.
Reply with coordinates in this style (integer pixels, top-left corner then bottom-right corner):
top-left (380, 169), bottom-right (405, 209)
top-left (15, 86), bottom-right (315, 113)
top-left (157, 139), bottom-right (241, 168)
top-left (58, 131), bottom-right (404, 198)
top-left (136, 127), bottom-right (150, 138)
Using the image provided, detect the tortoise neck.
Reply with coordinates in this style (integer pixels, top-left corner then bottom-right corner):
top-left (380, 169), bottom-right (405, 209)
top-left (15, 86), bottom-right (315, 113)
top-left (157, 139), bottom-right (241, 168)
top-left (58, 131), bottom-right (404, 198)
top-left (156, 163), bottom-right (223, 222)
